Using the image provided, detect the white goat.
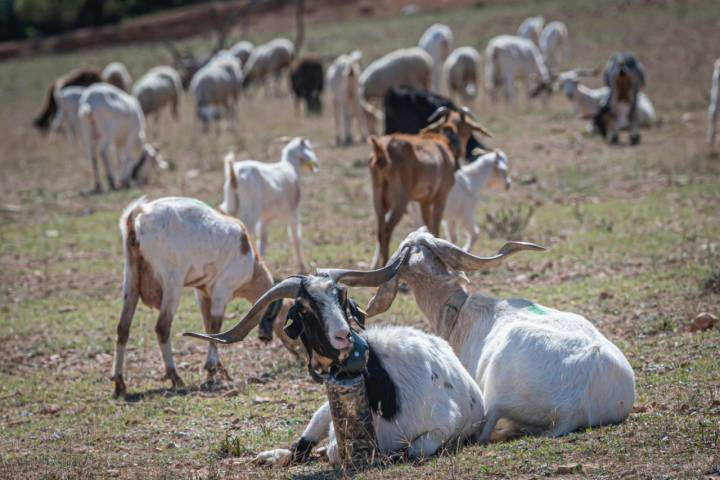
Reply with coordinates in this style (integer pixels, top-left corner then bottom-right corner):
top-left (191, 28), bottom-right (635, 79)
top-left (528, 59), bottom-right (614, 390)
top-left (485, 35), bottom-right (551, 103)
top-left (359, 47), bottom-right (432, 101)
top-left (220, 137), bottom-right (319, 273)
top-left (327, 50), bottom-right (370, 145)
top-left (102, 62), bottom-right (132, 92)
top-left (539, 21), bottom-right (569, 73)
top-left (78, 83), bottom-right (165, 192)
top-left (517, 16), bottom-right (545, 46)
top-left (443, 46), bottom-right (481, 104)
top-left (190, 54), bottom-right (241, 131)
top-left (132, 66), bottom-right (182, 121)
top-left (112, 196), bottom-right (277, 397)
top-left (230, 40), bottom-right (254, 65)
top-left (708, 58), bottom-right (720, 146)
top-left (241, 38), bottom-right (294, 95)
top-left (418, 23), bottom-right (454, 93)
top-left (360, 230), bottom-right (636, 441)
top-left (50, 86), bottom-right (85, 142)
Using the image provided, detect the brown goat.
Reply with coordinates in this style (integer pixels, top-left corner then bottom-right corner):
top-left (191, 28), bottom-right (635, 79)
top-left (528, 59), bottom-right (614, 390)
top-left (33, 67), bottom-right (102, 131)
top-left (368, 107), bottom-right (492, 267)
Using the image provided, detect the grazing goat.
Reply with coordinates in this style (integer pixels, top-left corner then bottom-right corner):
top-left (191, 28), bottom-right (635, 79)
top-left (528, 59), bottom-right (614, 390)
top-left (102, 62), bottom-right (133, 92)
top-left (34, 67), bottom-right (101, 131)
top-left (539, 21), bottom-right (569, 74)
top-left (327, 50), bottom-right (371, 145)
top-left (190, 53), bottom-right (241, 131)
top-left (242, 38), bottom-right (295, 95)
top-left (517, 16), bottom-right (545, 46)
top-left (185, 253), bottom-right (486, 466)
top-left (594, 52), bottom-right (646, 145)
top-left (418, 24), bottom-right (454, 93)
top-left (78, 83), bottom-right (166, 192)
top-left (383, 86), bottom-right (486, 161)
top-left (113, 196), bottom-right (284, 397)
top-left (132, 66), bottom-right (182, 121)
top-left (443, 46), bottom-right (481, 104)
top-left (230, 40), bottom-right (254, 65)
top-left (355, 229), bottom-right (636, 441)
top-left (290, 55), bottom-right (324, 115)
top-left (50, 86), bottom-right (85, 142)
top-left (369, 106), bottom-right (492, 267)
top-left (220, 137), bottom-right (319, 273)
top-left (708, 58), bottom-right (720, 146)
top-left (485, 35), bottom-right (552, 103)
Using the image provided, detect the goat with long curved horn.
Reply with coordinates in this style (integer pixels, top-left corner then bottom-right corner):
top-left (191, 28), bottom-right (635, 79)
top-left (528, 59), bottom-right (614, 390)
top-left (319, 245), bottom-right (410, 286)
top-left (424, 237), bottom-right (544, 271)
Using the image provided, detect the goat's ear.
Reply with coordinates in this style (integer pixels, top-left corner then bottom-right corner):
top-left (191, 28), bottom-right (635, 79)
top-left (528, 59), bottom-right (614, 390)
top-left (347, 298), bottom-right (366, 329)
top-left (368, 136), bottom-right (389, 169)
top-left (284, 303), bottom-right (304, 339)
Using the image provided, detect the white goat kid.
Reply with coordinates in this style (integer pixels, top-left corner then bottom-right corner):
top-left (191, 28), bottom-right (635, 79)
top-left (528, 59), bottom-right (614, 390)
top-left (517, 16), bottom-right (545, 46)
top-left (132, 66), bottom-right (182, 121)
top-left (418, 23), bottom-right (454, 93)
top-left (539, 21), bottom-right (569, 74)
top-left (708, 58), bottom-right (720, 146)
top-left (78, 83), bottom-right (165, 192)
top-left (112, 196), bottom-right (276, 397)
top-left (485, 35), bottom-right (551, 103)
top-left (327, 50), bottom-right (370, 145)
top-left (220, 137), bottom-right (318, 273)
top-left (444, 46), bottom-right (481, 104)
top-left (51, 86), bottom-right (85, 142)
top-left (361, 230), bottom-right (636, 441)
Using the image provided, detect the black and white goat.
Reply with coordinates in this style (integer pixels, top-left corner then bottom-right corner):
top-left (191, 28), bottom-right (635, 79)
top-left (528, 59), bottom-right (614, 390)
top-left (185, 254), bottom-right (486, 466)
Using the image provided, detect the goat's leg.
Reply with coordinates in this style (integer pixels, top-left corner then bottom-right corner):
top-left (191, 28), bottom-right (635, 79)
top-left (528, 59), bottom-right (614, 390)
top-left (257, 221), bottom-right (269, 257)
top-left (628, 95), bottom-right (641, 146)
top-left (288, 212), bottom-right (309, 273)
top-left (447, 219), bottom-right (459, 245)
top-left (428, 196), bottom-right (447, 236)
top-left (111, 266), bottom-right (140, 398)
top-left (332, 100), bottom-right (342, 146)
top-left (155, 281), bottom-right (184, 390)
top-left (89, 145), bottom-right (102, 193)
top-left (380, 202), bottom-right (407, 267)
top-left (475, 405), bottom-right (501, 444)
top-left (462, 212), bottom-right (479, 252)
top-left (195, 290), bottom-right (230, 385)
top-left (419, 201), bottom-right (434, 230)
top-left (408, 202), bottom-right (423, 228)
top-left (100, 145), bottom-right (117, 190)
top-left (342, 102), bottom-right (353, 145)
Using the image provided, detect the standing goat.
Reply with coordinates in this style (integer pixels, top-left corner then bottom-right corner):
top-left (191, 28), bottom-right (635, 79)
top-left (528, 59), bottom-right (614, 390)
top-left (368, 106), bottom-right (492, 267)
top-left (132, 66), bottom-right (183, 122)
top-left (50, 86), bottom-right (85, 142)
top-left (113, 196), bottom-right (285, 397)
top-left (78, 83), bottom-right (165, 192)
top-left (517, 16), bottom-right (545, 46)
top-left (356, 230), bottom-right (636, 441)
top-left (290, 55), bottom-right (324, 115)
top-left (485, 35), bottom-right (552, 103)
top-left (220, 137), bottom-right (319, 273)
top-left (190, 53), bottom-right (241, 131)
top-left (102, 62), bottom-right (133, 92)
top-left (185, 253), bottom-right (486, 466)
top-left (444, 46), bottom-right (481, 104)
top-left (34, 67), bottom-right (101, 132)
top-left (327, 50), bottom-right (371, 145)
top-left (708, 58), bottom-right (720, 146)
top-left (418, 24), bottom-right (454, 93)
top-left (539, 21), bottom-right (569, 74)
top-left (230, 40), bottom-right (254, 65)
top-left (242, 38), bottom-right (295, 96)
top-left (594, 52), bottom-right (646, 145)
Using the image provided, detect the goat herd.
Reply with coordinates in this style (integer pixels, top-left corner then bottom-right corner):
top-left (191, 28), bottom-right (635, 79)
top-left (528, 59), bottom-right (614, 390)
top-left (32, 12), bottom-right (720, 470)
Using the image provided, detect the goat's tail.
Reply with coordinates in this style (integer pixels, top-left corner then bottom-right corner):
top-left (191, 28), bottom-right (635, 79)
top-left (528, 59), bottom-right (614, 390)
top-left (119, 196), bottom-right (147, 302)
top-left (220, 152), bottom-right (239, 215)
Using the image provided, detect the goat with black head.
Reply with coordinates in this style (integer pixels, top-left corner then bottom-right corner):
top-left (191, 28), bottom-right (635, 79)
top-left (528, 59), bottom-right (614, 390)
top-left (185, 252), bottom-right (486, 467)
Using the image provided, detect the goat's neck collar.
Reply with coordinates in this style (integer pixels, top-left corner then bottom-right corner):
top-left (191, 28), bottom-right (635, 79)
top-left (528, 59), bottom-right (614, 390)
top-left (438, 289), bottom-right (469, 339)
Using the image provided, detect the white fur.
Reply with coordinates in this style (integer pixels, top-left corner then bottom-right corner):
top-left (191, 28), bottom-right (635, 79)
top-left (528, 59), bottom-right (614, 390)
top-left (539, 21), bottom-right (569, 73)
top-left (708, 58), bottom-right (720, 146)
top-left (190, 52), bottom-right (242, 130)
top-left (359, 47), bottom-right (432, 101)
top-left (327, 50), bottom-right (370, 145)
top-left (132, 66), bottom-right (182, 121)
top-left (220, 137), bottom-right (318, 273)
top-left (230, 40), bottom-right (254, 65)
top-left (242, 38), bottom-right (294, 95)
top-left (51, 86), bottom-right (85, 142)
top-left (443, 46), bottom-right (481, 104)
top-left (102, 62), bottom-right (132, 92)
top-left (517, 16), bottom-right (545, 46)
top-left (485, 35), bottom-right (551, 103)
top-left (418, 24), bottom-right (454, 93)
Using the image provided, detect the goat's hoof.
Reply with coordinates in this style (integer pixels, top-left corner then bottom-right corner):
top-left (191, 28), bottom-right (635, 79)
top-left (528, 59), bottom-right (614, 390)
top-left (254, 448), bottom-right (293, 468)
top-left (111, 375), bottom-right (127, 398)
top-left (630, 133), bottom-right (641, 146)
top-left (162, 368), bottom-right (185, 390)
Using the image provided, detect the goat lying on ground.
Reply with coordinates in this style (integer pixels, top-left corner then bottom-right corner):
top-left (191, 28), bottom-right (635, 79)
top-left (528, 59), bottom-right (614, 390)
top-left (352, 230), bottom-right (636, 441)
top-left (185, 252), bottom-right (486, 466)
top-left (113, 196), bottom-right (292, 397)
top-left (220, 137), bottom-right (319, 273)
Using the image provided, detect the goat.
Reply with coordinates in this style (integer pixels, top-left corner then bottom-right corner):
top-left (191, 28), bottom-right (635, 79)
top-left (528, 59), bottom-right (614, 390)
top-left (102, 62), bottom-right (133, 92)
top-left (184, 253), bottom-right (486, 466)
top-left (242, 38), bottom-right (295, 96)
top-left (517, 16), bottom-right (545, 46)
top-left (220, 137), bottom-right (319, 273)
top-left (230, 40), bottom-right (254, 65)
top-left (34, 67), bottom-right (102, 132)
top-left (112, 196), bottom-right (288, 397)
top-left (485, 35), bottom-right (552, 103)
top-left (327, 50), bottom-right (371, 145)
top-left (50, 86), bottom-right (85, 142)
top-left (708, 58), bottom-right (720, 146)
top-left (443, 46), bottom-right (481, 104)
top-left (594, 52), bottom-right (646, 145)
top-left (353, 229), bottom-right (636, 441)
top-left (290, 55), bottom-right (324, 115)
top-left (190, 53), bottom-right (241, 131)
top-left (538, 21), bottom-right (569, 74)
top-left (132, 66), bottom-right (182, 121)
top-left (368, 106), bottom-right (492, 267)
top-left (383, 86), bottom-right (486, 161)
top-left (78, 83), bottom-right (166, 192)
top-left (418, 23), bottom-right (454, 93)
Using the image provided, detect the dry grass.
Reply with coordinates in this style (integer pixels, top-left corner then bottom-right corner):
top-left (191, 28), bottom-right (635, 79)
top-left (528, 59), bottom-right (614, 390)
top-left (1, 0), bottom-right (719, 478)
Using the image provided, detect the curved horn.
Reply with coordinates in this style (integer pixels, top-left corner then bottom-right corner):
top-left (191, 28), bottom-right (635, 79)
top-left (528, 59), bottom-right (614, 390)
top-left (183, 276), bottom-right (302, 344)
top-left (318, 245), bottom-right (410, 287)
top-left (426, 238), bottom-right (545, 272)
top-left (460, 106), bottom-right (476, 120)
top-left (427, 106), bottom-right (450, 123)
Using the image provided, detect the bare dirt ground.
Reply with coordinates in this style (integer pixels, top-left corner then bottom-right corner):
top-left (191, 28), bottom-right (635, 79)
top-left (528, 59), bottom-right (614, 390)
top-left (1, 0), bottom-right (719, 479)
